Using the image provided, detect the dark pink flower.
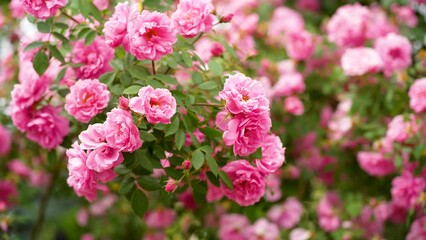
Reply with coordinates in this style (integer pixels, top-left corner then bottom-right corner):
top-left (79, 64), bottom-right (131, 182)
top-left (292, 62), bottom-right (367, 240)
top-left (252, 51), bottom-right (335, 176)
top-left (22, 0), bottom-right (67, 19)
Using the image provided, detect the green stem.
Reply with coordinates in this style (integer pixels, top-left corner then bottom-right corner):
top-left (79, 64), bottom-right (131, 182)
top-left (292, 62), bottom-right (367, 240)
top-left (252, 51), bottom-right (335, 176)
top-left (151, 61), bottom-right (156, 75)
top-left (192, 103), bottom-right (222, 107)
top-left (60, 9), bottom-right (79, 24)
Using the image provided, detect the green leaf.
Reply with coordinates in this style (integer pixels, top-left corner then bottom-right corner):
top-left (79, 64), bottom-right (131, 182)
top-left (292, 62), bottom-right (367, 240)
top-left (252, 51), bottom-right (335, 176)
top-left (154, 74), bottom-right (178, 85)
top-left (52, 32), bottom-right (70, 44)
top-left (79, 0), bottom-right (91, 18)
top-left (119, 177), bottom-right (134, 195)
top-left (165, 167), bottom-right (184, 180)
top-left (139, 131), bottom-right (156, 142)
top-left (205, 154), bottom-right (219, 176)
top-left (208, 60), bottom-right (223, 76)
top-left (165, 116), bottom-right (179, 136)
top-left (219, 170), bottom-right (233, 190)
top-left (123, 85), bottom-right (142, 95)
top-left (135, 149), bottom-right (153, 172)
top-left (138, 176), bottom-right (162, 191)
top-left (37, 22), bottom-right (50, 33)
top-left (198, 81), bottom-right (217, 90)
top-left (191, 149), bottom-right (205, 170)
top-left (115, 165), bottom-right (131, 175)
top-left (33, 51), bottom-right (50, 76)
top-left (247, 147), bottom-right (263, 160)
top-left (55, 68), bottom-right (67, 83)
top-left (89, 2), bottom-right (103, 22)
top-left (199, 127), bottom-right (222, 138)
top-left (24, 41), bottom-right (45, 51)
top-left (192, 71), bottom-right (203, 85)
top-left (414, 144), bottom-right (424, 160)
top-left (85, 31), bottom-right (97, 45)
top-left (54, 22), bottom-right (69, 30)
top-left (182, 51), bottom-right (193, 67)
top-left (99, 72), bottom-right (116, 85)
top-left (130, 189), bottom-right (148, 217)
top-left (128, 65), bottom-right (149, 79)
top-left (48, 45), bottom-right (65, 63)
top-left (175, 129), bottom-right (185, 150)
top-left (77, 27), bottom-right (92, 39)
top-left (146, 78), bottom-right (165, 89)
top-left (206, 171), bottom-right (220, 186)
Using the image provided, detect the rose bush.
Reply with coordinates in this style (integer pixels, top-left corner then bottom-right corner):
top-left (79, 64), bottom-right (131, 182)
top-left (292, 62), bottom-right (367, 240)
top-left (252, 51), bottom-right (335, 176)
top-left (1, 0), bottom-right (426, 239)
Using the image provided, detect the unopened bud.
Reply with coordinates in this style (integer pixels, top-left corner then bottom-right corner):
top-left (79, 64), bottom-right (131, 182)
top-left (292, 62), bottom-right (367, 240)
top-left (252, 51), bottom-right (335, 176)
top-left (220, 14), bottom-right (233, 23)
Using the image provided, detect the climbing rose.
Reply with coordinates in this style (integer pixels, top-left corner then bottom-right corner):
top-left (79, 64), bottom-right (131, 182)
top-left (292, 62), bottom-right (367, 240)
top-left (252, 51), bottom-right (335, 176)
top-left (255, 134), bottom-right (286, 174)
top-left (219, 214), bottom-right (250, 240)
top-left (267, 197), bottom-right (304, 229)
top-left (385, 114), bottom-right (419, 143)
top-left (407, 216), bottom-right (426, 240)
top-left (273, 72), bottom-right (305, 97)
top-left (391, 171), bottom-right (426, 209)
top-left (374, 33), bottom-right (412, 76)
top-left (409, 78), bottom-right (426, 113)
top-left (103, 2), bottom-right (138, 48)
top-left (284, 30), bottom-right (314, 61)
top-left (245, 219), bottom-right (280, 240)
top-left (171, 0), bottom-right (215, 38)
top-left (357, 151), bottom-right (395, 177)
top-left (22, 0), bottom-right (67, 20)
top-left (341, 47), bottom-right (383, 76)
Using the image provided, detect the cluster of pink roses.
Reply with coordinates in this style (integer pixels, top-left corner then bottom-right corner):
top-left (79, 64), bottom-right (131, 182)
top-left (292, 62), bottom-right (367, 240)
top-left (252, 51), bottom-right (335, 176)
top-left (66, 108), bottom-right (141, 201)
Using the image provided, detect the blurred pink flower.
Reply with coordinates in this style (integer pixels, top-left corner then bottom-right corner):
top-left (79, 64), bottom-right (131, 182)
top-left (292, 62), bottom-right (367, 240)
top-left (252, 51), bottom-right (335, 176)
top-left (268, 197), bottom-right (304, 229)
top-left (391, 171), bottom-right (426, 209)
top-left (219, 214), bottom-right (250, 240)
top-left (273, 72), bottom-right (305, 97)
top-left (374, 33), bottom-right (412, 76)
top-left (357, 151), bottom-right (395, 177)
top-left (409, 78), bottom-right (426, 113)
top-left (285, 30), bottom-right (314, 61)
top-left (341, 47), bottom-right (383, 76)
top-left (317, 192), bottom-right (341, 232)
top-left (245, 219), bottom-right (280, 240)
top-left (172, 0), bottom-right (214, 38)
top-left (406, 216), bottom-right (426, 240)
top-left (284, 96), bottom-right (304, 116)
top-left (22, 0), bottom-right (67, 19)
top-left (145, 208), bottom-right (177, 228)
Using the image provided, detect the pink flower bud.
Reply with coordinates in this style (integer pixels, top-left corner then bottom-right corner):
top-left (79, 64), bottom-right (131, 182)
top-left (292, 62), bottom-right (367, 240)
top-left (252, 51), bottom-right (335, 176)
top-left (182, 160), bottom-right (191, 170)
top-left (119, 96), bottom-right (129, 110)
top-left (210, 43), bottom-right (224, 57)
top-left (220, 14), bottom-right (233, 23)
top-left (165, 178), bottom-right (177, 192)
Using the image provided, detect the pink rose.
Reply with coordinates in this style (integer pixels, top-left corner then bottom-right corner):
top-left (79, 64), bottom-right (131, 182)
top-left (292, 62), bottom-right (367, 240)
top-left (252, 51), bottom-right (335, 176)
top-left (223, 113), bottom-right (272, 157)
top-left (65, 79), bottom-right (110, 123)
top-left (215, 109), bottom-right (231, 132)
top-left (267, 197), bottom-right (304, 229)
top-left (103, 2), bottom-right (138, 48)
top-left (0, 180), bottom-right (17, 211)
top-left (245, 219), bottom-right (280, 240)
top-left (391, 4), bottom-right (418, 28)
top-left (273, 72), bottom-right (305, 97)
top-left (391, 171), bottom-right (426, 209)
top-left (357, 151), bottom-right (395, 177)
top-left (317, 192), bottom-right (341, 232)
top-left (255, 134), bottom-right (285, 174)
top-left (93, 0), bottom-right (108, 11)
top-left (265, 173), bottom-right (282, 202)
top-left (72, 37), bottom-right (114, 79)
top-left (79, 124), bottom-right (108, 150)
top-left (104, 108), bottom-right (142, 152)
top-left (219, 73), bottom-right (270, 116)
top-left (8, 160), bottom-right (31, 178)
top-left (22, 0), bottom-right (67, 19)
top-left (407, 216), bottom-right (426, 240)
top-left (341, 47), bottom-right (383, 76)
top-left (206, 181), bottom-right (223, 202)
top-left (86, 145), bottom-right (124, 172)
top-left (220, 160), bottom-right (266, 206)
top-left (9, 0), bottom-right (26, 18)
top-left (409, 78), bottom-right (426, 113)
top-left (374, 33), bottom-right (412, 76)
top-left (268, 7), bottom-right (304, 45)
top-left (219, 214), bottom-right (250, 240)
top-left (285, 30), bottom-right (314, 61)
top-left (0, 125), bottom-right (12, 156)
top-left (129, 86), bottom-right (177, 124)
top-left (172, 0), bottom-right (215, 38)
top-left (145, 208), bottom-right (176, 229)
top-left (127, 10), bottom-right (177, 60)
top-left (386, 114), bottom-right (419, 143)
top-left (296, 0), bottom-right (320, 12)
top-left (284, 96), bottom-right (304, 116)
top-left (366, 6), bottom-right (397, 40)
top-left (290, 228), bottom-right (312, 240)
top-left (165, 178), bottom-right (177, 192)
top-left (25, 105), bottom-right (70, 150)
top-left (326, 4), bottom-right (370, 47)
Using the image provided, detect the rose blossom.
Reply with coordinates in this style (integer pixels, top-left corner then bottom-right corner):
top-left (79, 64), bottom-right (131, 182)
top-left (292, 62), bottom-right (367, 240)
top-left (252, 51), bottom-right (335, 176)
top-left (290, 228), bottom-right (312, 240)
top-left (220, 160), bottom-right (266, 206)
top-left (65, 79), bottom-right (110, 123)
top-left (255, 134), bottom-right (285, 174)
top-left (374, 33), bottom-right (412, 76)
top-left (265, 173), bottom-right (282, 202)
top-left (72, 37), bottom-right (114, 79)
top-left (245, 219), bottom-right (280, 240)
top-left (273, 72), bottom-right (305, 97)
top-left (219, 214), bottom-right (250, 240)
top-left (145, 208), bottom-right (177, 229)
top-left (284, 30), bottom-right (314, 61)
top-left (391, 4), bottom-right (418, 28)
top-left (103, 2), bottom-right (138, 48)
top-left (22, 0), bottom-right (67, 19)
top-left (267, 197), bottom-right (304, 229)
top-left (219, 73), bottom-right (270, 115)
top-left (385, 114), bottom-right (419, 143)
top-left (317, 192), bottom-right (341, 232)
top-left (93, 0), bottom-right (108, 11)
top-left (0, 180), bottom-right (17, 211)
top-left (165, 178), bottom-right (177, 192)
top-left (172, 0), bottom-right (215, 38)
top-left (79, 124), bottom-right (107, 150)
top-left (268, 7), bottom-right (305, 45)
top-left (0, 125), bottom-right (12, 156)
top-left (407, 216), bottom-right (426, 240)
top-left (409, 78), bottom-right (426, 113)
top-left (129, 86), bottom-right (176, 124)
top-left (391, 171), bottom-right (426, 209)
top-left (86, 145), bottom-right (124, 172)
top-left (284, 96), bottom-right (304, 116)
top-left (25, 105), bottom-right (70, 150)
top-left (10, 0), bottom-right (26, 18)
top-left (104, 108), bottom-right (142, 152)
top-left (127, 10), bottom-right (177, 60)
top-left (326, 3), bottom-right (370, 47)
top-left (223, 113), bottom-right (272, 156)
top-left (206, 181), bottom-right (223, 202)
top-left (357, 151), bottom-right (395, 177)
top-left (341, 47), bottom-right (383, 76)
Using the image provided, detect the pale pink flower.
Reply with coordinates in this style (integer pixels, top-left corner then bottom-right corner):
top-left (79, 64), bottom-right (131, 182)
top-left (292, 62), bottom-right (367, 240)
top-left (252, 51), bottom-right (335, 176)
top-left (265, 174), bottom-right (282, 202)
top-left (89, 195), bottom-right (117, 216)
top-left (65, 79), bottom-right (110, 123)
top-left (386, 114), bottom-right (419, 143)
top-left (145, 208), bottom-right (177, 229)
top-left (273, 72), bottom-right (305, 97)
top-left (268, 7), bottom-right (304, 45)
top-left (86, 145), bottom-right (123, 172)
top-left (268, 197), bottom-right (304, 229)
top-left (326, 4), bottom-right (370, 47)
top-left (223, 113), bottom-right (272, 157)
top-left (129, 86), bottom-right (176, 124)
top-left (0, 125), bottom-right (11, 156)
top-left (219, 73), bottom-right (270, 115)
top-left (374, 33), bottom-right (412, 76)
top-left (8, 160), bottom-right (31, 178)
top-left (165, 178), bottom-right (177, 192)
top-left (391, 4), bottom-right (418, 27)
top-left (409, 78), bottom-right (426, 113)
top-left (22, 0), bottom-right (67, 19)
top-left (284, 96), bottom-right (304, 116)
top-left (219, 214), bottom-right (250, 240)
top-left (25, 105), bottom-right (70, 150)
top-left (93, 0), bottom-right (108, 10)
top-left (79, 124), bottom-right (107, 150)
top-left (185, 128), bottom-right (205, 147)
top-left (357, 151), bottom-right (395, 177)
top-left (407, 216), bottom-right (426, 240)
top-left (391, 171), bottom-right (426, 209)
top-left (72, 37), bottom-right (114, 79)
top-left (285, 30), bottom-right (314, 61)
top-left (290, 228), bottom-right (312, 240)
top-left (10, 0), bottom-right (26, 18)
top-left (127, 10), bottom-right (177, 60)
top-left (341, 47), bottom-right (383, 76)
top-left (194, 37), bottom-right (215, 62)
top-left (215, 109), bottom-right (231, 132)
top-left (221, 160), bottom-right (266, 206)
top-left (103, 2), bottom-right (138, 48)
top-left (255, 134), bottom-right (285, 174)
top-left (104, 108), bottom-right (142, 152)
top-left (245, 219), bottom-right (280, 240)
top-left (172, 0), bottom-right (215, 38)
top-left (277, 60), bottom-right (296, 75)
top-left (366, 6), bottom-right (397, 40)
top-left (317, 192), bottom-right (341, 232)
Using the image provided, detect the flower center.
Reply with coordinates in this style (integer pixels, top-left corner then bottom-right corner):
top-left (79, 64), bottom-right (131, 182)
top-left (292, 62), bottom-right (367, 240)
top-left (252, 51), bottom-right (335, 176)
top-left (242, 95), bottom-right (250, 101)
